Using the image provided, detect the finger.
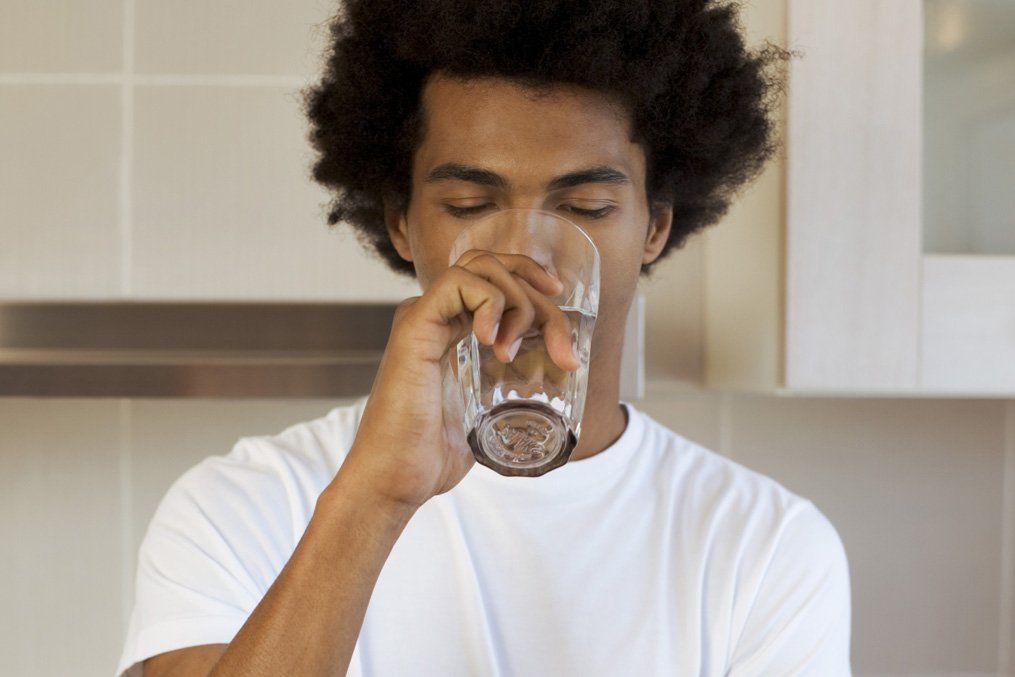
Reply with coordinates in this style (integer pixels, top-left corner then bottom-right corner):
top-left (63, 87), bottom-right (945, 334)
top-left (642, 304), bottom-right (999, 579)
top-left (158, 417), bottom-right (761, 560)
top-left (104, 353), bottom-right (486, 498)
top-left (455, 249), bottom-right (564, 297)
top-left (459, 254), bottom-right (537, 363)
top-left (458, 253), bottom-right (578, 372)
top-left (422, 265), bottom-right (506, 349)
top-left (512, 275), bottom-right (581, 372)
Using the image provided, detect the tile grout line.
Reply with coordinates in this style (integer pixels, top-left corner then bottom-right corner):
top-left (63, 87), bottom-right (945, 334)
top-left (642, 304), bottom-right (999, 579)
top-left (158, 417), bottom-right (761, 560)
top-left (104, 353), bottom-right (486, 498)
top-left (135, 74), bottom-right (310, 87)
top-left (118, 0), bottom-right (136, 639)
top-left (0, 73), bottom-right (122, 84)
top-left (120, 0), bottom-right (135, 297)
top-left (999, 400), bottom-right (1015, 674)
top-left (0, 73), bottom-right (308, 87)
top-left (118, 399), bottom-right (134, 635)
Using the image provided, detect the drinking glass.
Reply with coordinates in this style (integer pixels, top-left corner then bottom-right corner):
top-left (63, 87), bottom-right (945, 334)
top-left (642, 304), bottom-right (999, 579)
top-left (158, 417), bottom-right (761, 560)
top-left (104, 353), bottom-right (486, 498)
top-left (445, 208), bottom-right (600, 477)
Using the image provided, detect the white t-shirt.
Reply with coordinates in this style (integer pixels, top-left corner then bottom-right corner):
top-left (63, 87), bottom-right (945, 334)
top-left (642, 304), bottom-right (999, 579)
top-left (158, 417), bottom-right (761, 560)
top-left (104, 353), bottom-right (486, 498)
top-left (117, 397), bottom-right (851, 676)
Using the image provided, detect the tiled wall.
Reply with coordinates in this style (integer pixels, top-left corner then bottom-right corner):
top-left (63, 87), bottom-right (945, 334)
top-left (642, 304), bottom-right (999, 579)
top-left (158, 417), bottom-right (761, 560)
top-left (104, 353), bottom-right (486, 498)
top-left (0, 0), bottom-right (419, 302)
top-left (1, 1), bottom-right (1013, 676)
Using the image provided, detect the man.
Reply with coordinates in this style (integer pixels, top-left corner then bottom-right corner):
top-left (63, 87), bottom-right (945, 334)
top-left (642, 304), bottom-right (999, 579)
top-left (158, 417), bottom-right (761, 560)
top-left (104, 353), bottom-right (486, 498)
top-left (118, 1), bottom-right (851, 675)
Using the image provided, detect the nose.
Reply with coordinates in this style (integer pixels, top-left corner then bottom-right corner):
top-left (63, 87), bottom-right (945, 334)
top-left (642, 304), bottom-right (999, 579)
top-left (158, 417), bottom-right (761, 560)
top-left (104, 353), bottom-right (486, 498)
top-left (482, 210), bottom-right (570, 289)
top-left (485, 208), bottom-right (552, 255)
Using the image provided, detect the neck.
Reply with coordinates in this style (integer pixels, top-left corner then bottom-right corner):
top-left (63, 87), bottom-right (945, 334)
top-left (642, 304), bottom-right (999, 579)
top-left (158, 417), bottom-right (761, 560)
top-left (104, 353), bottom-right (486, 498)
top-left (568, 352), bottom-right (628, 462)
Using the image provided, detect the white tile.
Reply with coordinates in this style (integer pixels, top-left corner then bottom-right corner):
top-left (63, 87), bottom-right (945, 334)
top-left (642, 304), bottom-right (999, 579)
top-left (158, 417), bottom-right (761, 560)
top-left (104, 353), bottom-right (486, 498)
top-left (130, 85), bottom-right (419, 301)
top-left (0, 86), bottom-right (122, 298)
top-left (134, 0), bottom-right (334, 76)
top-left (727, 396), bottom-right (1006, 674)
top-left (0, 398), bottom-right (123, 676)
top-left (0, 1), bottom-right (122, 73)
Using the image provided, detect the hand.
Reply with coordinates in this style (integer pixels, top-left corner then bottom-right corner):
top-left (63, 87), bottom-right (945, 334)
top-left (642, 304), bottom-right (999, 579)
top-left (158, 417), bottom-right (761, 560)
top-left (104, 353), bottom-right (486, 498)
top-left (335, 249), bottom-right (580, 510)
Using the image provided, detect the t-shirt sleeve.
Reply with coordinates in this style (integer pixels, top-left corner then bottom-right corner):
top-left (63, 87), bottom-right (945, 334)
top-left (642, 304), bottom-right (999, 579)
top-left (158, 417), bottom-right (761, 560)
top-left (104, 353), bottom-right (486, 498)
top-left (725, 500), bottom-right (852, 676)
top-left (115, 452), bottom-right (300, 677)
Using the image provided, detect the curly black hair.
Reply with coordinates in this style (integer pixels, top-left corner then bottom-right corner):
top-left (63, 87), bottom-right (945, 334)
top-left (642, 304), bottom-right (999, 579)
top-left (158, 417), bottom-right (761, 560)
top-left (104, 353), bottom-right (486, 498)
top-left (301, 0), bottom-right (793, 278)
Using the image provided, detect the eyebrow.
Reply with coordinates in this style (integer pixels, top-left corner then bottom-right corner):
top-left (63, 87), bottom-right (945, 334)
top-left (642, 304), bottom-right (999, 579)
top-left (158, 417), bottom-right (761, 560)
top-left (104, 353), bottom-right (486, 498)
top-left (423, 162), bottom-right (630, 192)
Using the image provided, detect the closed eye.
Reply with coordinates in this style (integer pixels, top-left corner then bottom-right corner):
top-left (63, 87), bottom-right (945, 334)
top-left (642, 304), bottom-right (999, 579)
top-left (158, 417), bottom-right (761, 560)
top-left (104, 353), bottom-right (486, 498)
top-left (443, 204), bottom-right (615, 219)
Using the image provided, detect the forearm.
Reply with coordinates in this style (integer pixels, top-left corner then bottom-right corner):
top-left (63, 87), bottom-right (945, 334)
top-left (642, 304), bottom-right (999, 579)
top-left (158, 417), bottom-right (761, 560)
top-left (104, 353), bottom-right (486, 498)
top-left (208, 455), bottom-right (418, 677)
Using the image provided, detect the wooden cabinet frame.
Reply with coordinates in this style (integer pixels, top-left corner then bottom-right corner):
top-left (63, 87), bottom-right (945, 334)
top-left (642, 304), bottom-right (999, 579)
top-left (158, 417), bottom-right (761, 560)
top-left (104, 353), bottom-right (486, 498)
top-left (705, 0), bottom-right (1015, 396)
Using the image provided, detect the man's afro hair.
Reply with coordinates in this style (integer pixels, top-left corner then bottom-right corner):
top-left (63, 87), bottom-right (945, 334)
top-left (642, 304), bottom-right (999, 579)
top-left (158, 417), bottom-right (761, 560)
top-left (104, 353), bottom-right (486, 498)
top-left (301, 0), bottom-right (792, 277)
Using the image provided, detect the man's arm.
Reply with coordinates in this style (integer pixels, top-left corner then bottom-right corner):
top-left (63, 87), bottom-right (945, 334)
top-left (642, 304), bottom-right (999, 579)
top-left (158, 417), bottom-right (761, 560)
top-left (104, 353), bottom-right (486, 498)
top-left (144, 454), bottom-right (418, 677)
top-left (143, 644), bottom-right (226, 676)
top-left (725, 501), bottom-right (852, 676)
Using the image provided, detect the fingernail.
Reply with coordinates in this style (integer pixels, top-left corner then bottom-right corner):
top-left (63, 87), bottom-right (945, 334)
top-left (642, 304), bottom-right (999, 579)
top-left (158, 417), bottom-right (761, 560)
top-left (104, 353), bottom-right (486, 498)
top-left (508, 336), bottom-right (522, 361)
top-left (490, 321), bottom-right (500, 344)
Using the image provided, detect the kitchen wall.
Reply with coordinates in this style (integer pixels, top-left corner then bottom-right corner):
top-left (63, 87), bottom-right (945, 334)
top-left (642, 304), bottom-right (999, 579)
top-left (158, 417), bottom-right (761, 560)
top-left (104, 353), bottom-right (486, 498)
top-left (1, 1), bottom-right (1012, 676)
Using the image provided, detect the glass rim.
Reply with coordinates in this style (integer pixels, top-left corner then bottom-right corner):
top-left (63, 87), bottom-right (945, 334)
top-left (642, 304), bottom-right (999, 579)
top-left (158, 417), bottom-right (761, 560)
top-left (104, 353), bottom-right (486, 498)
top-left (451, 207), bottom-right (601, 268)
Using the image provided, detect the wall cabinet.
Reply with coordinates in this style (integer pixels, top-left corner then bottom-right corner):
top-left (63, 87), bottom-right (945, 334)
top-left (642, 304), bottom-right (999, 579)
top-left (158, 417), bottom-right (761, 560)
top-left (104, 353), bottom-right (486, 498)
top-left (705, 0), bottom-right (1015, 396)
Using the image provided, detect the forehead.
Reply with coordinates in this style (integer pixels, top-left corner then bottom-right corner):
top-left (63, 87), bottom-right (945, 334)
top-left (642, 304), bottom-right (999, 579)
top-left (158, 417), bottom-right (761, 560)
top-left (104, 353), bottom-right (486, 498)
top-left (414, 72), bottom-right (643, 183)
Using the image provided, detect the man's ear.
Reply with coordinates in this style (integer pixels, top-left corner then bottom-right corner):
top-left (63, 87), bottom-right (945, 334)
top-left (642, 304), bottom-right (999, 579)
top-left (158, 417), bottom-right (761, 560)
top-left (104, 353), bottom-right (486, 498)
top-left (642, 200), bottom-right (673, 265)
top-left (382, 193), bottom-right (414, 263)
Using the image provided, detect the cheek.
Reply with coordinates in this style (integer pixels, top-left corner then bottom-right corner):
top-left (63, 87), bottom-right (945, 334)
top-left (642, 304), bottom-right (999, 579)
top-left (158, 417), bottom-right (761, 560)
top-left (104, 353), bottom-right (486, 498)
top-left (405, 208), bottom-right (459, 291)
top-left (410, 246), bottom-right (446, 292)
top-left (590, 231), bottom-right (645, 335)
top-left (593, 230), bottom-right (644, 284)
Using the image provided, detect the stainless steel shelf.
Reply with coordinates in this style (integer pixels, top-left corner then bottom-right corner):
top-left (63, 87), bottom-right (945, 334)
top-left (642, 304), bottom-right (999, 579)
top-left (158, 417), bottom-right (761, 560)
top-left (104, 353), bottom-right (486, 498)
top-left (0, 302), bottom-right (395, 397)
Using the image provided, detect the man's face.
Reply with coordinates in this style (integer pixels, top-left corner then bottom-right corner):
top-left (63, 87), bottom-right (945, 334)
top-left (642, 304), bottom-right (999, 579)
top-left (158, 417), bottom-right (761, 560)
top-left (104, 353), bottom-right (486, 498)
top-left (385, 70), bottom-right (672, 365)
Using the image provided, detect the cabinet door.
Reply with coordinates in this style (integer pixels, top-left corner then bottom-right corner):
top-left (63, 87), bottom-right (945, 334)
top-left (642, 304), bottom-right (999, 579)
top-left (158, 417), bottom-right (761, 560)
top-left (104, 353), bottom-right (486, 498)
top-left (922, 255), bottom-right (1015, 393)
top-left (784, 0), bottom-right (924, 392)
top-left (920, 0), bottom-right (1015, 393)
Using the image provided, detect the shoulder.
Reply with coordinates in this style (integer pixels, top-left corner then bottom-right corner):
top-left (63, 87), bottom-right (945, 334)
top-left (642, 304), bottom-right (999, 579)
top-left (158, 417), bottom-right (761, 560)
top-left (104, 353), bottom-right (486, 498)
top-left (143, 396), bottom-right (369, 567)
top-left (164, 396), bottom-right (367, 510)
top-left (630, 407), bottom-right (850, 667)
top-left (724, 496), bottom-right (852, 673)
top-left (118, 397), bottom-right (369, 676)
top-left (632, 405), bottom-right (813, 525)
top-left (631, 404), bottom-right (848, 574)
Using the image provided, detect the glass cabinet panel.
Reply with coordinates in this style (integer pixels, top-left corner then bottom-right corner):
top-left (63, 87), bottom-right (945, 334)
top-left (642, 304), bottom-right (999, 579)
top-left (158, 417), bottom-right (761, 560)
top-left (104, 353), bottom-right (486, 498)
top-left (923, 0), bottom-right (1015, 255)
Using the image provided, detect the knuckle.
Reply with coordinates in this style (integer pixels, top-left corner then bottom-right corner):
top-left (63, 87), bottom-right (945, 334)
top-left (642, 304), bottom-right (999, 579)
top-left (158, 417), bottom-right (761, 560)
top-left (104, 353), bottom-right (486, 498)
top-left (506, 301), bottom-right (533, 330)
top-left (520, 299), bottom-right (537, 324)
top-left (443, 264), bottom-right (473, 285)
top-left (475, 284), bottom-right (507, 320)
top-left (393, 296), bottom-right (418, 320)
top-left (488, 288), bottom-right (507, 314)
top-left (458, 249), bottom-right (490, 268)
top-left (471, 252), bottom-right (500, 269)
top-left (519, 254), bottom-right (541, 269)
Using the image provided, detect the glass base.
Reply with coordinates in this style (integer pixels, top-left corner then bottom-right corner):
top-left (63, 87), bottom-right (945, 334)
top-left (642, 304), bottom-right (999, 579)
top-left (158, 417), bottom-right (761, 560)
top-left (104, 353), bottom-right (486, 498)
top-left (467, 400), bottom-right (577, 477)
